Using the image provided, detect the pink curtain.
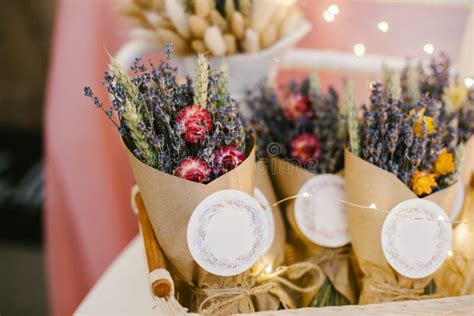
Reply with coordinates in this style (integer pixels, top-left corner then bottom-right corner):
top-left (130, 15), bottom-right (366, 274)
top-left (44, 1), bottom-right (137, 315)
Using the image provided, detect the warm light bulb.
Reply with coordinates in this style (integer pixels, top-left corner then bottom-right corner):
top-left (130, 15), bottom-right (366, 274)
top-left (378, 21), bottom-right (389, 32)
top-left (302, 192), bottom-right (310, 197)
top-left (447, 250), bottom-right (453, 257)
top-left (423, 43), bottom-right (434, 55)
top-left (323, 10), bottom-right (335, 22)
top-left (369, 203), bottom-right (377, 209)
top-left (265, 265), bottom-right (273, 273)
top-left (328, 4), bottom-right (339, 15)
top-left (353, 43), bottom-right (366, 57)
top-left (465, 77), bottom-right (474, 88)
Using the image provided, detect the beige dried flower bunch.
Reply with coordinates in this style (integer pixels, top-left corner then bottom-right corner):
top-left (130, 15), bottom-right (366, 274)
top-left (119, 0), bottom-right (304, 56)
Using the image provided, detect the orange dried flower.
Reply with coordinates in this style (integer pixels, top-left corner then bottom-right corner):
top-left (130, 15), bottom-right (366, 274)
top-left (434, 149), bottom-right (455, 176)
top-left (411, 109), bottom-right (435, 137)
top-left (411, 170), bottom-right (438, 196)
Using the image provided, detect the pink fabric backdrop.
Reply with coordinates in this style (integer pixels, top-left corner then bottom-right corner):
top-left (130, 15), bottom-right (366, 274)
top-left (44, 1), bottom-right (136, 315)
top-left (44, 1), bottom-right (468, 315)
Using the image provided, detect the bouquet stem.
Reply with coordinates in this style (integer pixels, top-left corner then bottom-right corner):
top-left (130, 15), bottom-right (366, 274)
top-left (309, 279), bottom-right (350, 307)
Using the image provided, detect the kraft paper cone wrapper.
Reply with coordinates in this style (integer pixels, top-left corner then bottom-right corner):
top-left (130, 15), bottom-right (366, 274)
top-left (461, 137), bottom-right (474, 189)
top-left (126, 139), bottom-right (256, 313)
top-left (344, 148), bottom-right (460, 304)
top-left (252, 159), bottom-right (286, 311)
top-left (435, 172), bottom-right (474, 296)
top-left (269, 156), bottom-right (357, 305)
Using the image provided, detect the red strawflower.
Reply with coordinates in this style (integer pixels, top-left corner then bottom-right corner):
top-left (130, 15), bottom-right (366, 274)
top-left (283, 93), bottom-right (312, 121)
top-left (290, 133), bottom-right (321, 164)
top-left (176, 105), bottom-right (212, 143)
top-left (214, 145), bottom-right (245, 176)
top-left (175, 157), bottom-right (211, 183)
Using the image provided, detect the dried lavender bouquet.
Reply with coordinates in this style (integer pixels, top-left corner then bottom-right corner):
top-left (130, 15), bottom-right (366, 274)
top-left (398, 54), bottom-right (473, 191)
top-left (356, 82), bottom-right (458, 197)
top-left (247, 75), bottom-right (344, 174)
top-left (246, 76), bottom-right (353, 308)
top-left (84, 44), bottom-right (250, 183)
top-left (345, 80), bottom-right (461, 304)
top-left (84, 45), bottom-right (261, 314)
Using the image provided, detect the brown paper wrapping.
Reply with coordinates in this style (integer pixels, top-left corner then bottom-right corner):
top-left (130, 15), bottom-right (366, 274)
top-left (344, 148), bottom-right (460, 304)
top-left (252, 159), bottom-right (286, 311)
top-left (269, 157), bottom-right (357, 305)
top-left (461, 137), bottom-right (474, 189)
top-left (435, 171), bottom-right (474, 296)
top-left (126, 140), bottom-right (256, 313)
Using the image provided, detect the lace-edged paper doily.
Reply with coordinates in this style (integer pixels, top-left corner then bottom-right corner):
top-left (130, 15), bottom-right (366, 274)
top-left (294, 174), bottom-right (350, 248)
top-left (381, 199), bottom-right (453, 279)
top-left (187, 189), bottom-right (269, 276)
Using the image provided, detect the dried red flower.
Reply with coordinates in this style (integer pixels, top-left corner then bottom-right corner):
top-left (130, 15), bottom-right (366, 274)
top-left (214, 145), bottom-right (245, 176)
top-left (175, 157), bottom-right (211, 183)
top-left (290, 133), bottom-right (321, 164)
top-left (283, 93), bottom-right (312, 121)
top-left (176, 105), bottom-right (212, 143)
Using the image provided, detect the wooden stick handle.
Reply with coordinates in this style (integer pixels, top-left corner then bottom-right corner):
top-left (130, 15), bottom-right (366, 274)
top-left (135, 192), bottom-right (172, 298)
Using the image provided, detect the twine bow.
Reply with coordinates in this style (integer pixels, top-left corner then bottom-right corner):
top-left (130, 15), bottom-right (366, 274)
top-left (307, 246), bottom-right (351, 264)
top-left (194, 262), bottom-right (325, 315)
top-left (364, 278), bottom-right (442, 302)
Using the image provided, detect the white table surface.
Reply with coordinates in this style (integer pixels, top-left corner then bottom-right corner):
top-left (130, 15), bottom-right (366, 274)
top-left (75, 236), bottom-right (474, 316)
top-left (74, 236), bottom-right (163, 316)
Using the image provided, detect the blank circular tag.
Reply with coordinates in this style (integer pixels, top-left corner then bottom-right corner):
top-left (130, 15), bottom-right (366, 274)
top-left (381, 199), bottom-right (452, 279)
top-left (254, 187), bottom-right (275, 254)
top-left (294, 174), bottom-right (350, 248)
top-left (187, 190), bottom-right (269, 276)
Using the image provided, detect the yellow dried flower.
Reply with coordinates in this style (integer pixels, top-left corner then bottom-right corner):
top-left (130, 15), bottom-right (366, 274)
top-left (434, 149), bottom-right (455, 176)
top-left (411, 170), bottom-right (438, 196)
top-left (442, 84), bottom-right (468, 112)
top-left (411, 108), bottom-right (435, 137)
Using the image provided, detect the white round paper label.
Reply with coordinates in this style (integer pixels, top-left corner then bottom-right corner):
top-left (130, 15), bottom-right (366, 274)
top-left (294, 174), bottom-right (350, 248)
top-left (187, 189), bottom-right (269, 276)
top-left (381, 199), bottom-right (452, 279)
top-left (254, 187), bottom-right (275, 254)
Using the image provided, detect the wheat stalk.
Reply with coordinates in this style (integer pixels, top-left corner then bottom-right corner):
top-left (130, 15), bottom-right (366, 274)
top-left (123, 99), bottom-right (158, 167)
top-left (217, 63), bottom-right (229, 106)
top-left (406, 65), bottom-right (421, 102)
top-left (108, 57), bottom-right (158, 167)
top-left (194, 54), bottom-right (209, 107)
top-left (344, 82), bottom-right (361, 156)
top-left (309, 71), bottom-right (320, 102)
top-left (382, 64), bottom-right (401, 99)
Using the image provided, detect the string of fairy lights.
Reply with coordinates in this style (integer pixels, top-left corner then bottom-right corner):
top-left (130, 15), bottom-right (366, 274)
top-left (260, 191), bottom-right (473, 226)
top-left (318, 3), bottom-right (473, 87)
